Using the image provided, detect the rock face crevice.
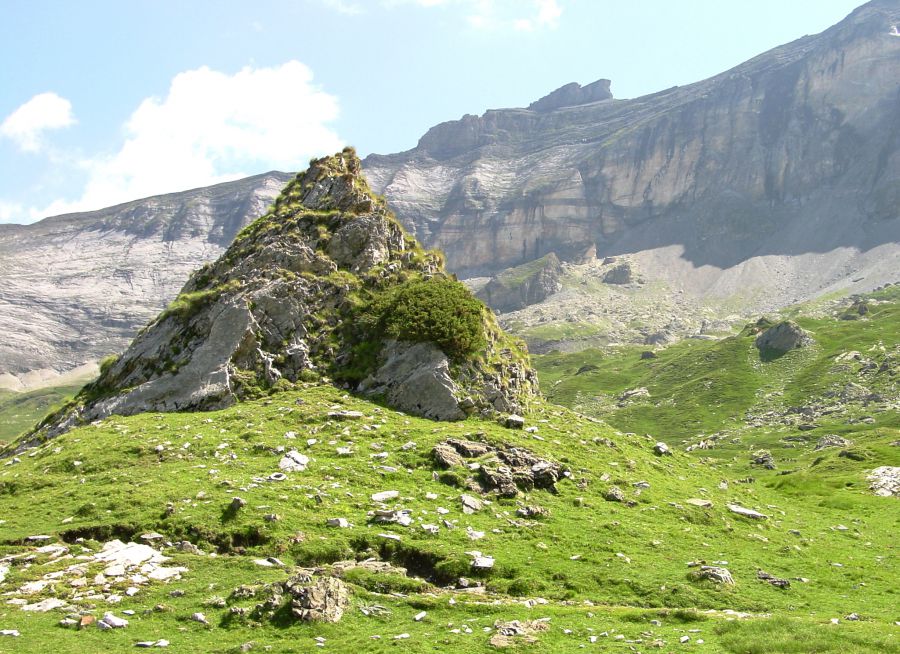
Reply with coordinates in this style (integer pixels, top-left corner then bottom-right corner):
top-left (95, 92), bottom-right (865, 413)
top-left (32, 150), bottom-right (538, 440)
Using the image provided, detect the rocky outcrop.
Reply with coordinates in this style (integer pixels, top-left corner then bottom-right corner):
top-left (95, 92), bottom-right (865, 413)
top-left (476, 253), bottom-right (562, 312)
top-left (30, 150), bottom-right (538, 440)
top-left (527, 80), bottom-right (613, 113)
top-left (755, 321), bottom-right (813, 354)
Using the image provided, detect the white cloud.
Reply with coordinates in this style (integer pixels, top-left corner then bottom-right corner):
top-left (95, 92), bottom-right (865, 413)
top-left (0, 201), bottom-right (24, 224)
top-left (514, 0), bottom-right (561, 31)
top-left (27, 60), bottom-right (343, 220)
top-left (0, 92), bottom-right (76, 152)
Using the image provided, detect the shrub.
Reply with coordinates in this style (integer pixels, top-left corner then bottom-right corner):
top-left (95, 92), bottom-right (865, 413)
top-left (363, 276), bottom-right (487, 360)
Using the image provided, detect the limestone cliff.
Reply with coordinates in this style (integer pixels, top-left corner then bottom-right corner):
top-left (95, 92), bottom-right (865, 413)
top-left (32, 150), bottom-right (537, 440)
top-left (0, 172), bottom-right (291, 390)
top-left (364, 1), bottom-right (900, 302)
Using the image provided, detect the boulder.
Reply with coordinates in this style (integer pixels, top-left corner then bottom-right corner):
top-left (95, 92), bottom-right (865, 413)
top-left (755, 321), bottom-right (812, 354)
top-left (867, 466), bottom-right (900, 497)
top-left (286, 576), bottom-right (350, 623)
top-left (359, 340), bottom-right (465, 421)
top-left (692, 566), bottom-right (735, 585)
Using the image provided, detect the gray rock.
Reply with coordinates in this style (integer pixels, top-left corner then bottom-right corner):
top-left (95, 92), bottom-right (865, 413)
top-left (603, 486), bottom-right (626, 502)
top-left (460, 494), bottom-right (483, 514)
top-left (693, 566), bottom-right (735, 585)
top-left (727, 503), bottom-right (769, 520)
top-left (432, 443), bottom-right (465, 468)
top-left (285, 576), bottom-right (350, 623)
top-left (359, 340), bottom-right (465, 421)
top-left (815, 435), bottom-right (852, 451)
top-left (601, 262), bottom-right (634, 285)
top-left (755, 321), bottom-right (813, 354)
top-left (867, 466), bottom-right (900, 497)
top-left (476, 253), bottom-right (563, 312)
top-left (750, 449), bottom-right (776, 469)
top-left (504, 414), bottom-right (526, 429)
top-left (278, 450), bottom-right (309, 472)
top-left (653, 442), bottom-right (672, 456)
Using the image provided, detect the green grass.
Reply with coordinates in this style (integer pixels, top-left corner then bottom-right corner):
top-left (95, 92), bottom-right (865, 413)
top-left (1, 378), bottom-right (898, 652)
top-left (0, 384), bottom-right (81, 445)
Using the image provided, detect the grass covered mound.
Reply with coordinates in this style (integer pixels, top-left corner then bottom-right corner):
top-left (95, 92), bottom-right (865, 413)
top-left (27, 149), bottom-right (537, 442)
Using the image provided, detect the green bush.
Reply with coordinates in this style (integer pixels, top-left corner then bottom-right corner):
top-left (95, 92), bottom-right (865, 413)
top-left (364, 276), bottom-right (487, 360)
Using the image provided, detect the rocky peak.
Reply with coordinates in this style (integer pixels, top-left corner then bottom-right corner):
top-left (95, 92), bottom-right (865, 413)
top-left (31, 149), bottom-right (538, 441)
top-left (527, 79), bottom-right (613, 112)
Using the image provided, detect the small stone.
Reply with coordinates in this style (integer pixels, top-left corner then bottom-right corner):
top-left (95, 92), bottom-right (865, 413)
top-left (191, 612), bottom-right (209, 625)
top-left (460, 494), bottom-right (483, 514)
top-left (504, 414), bottom-right (526, 429)
top-left (414, 611), bottom-right (427, 621)
top-left (100, 612), bottom-right (129, 629)
top-left (230, 497), bottom-right (247, 510)
top-left (653, 442), bottom-right (671, 456)
top-left (371, 490), bottom-right (399, 502)
top-left (327, 518), bottom-right (350, 528)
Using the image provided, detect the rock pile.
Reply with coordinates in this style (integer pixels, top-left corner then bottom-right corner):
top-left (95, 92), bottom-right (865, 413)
top-left (431, 438), bottom-right (565, 497)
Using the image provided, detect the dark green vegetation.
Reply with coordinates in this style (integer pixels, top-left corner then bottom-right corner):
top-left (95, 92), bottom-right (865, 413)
top-left (0, 384), bottom-right (80, 445)
top-left (361, 276), bottom-right (487, 361)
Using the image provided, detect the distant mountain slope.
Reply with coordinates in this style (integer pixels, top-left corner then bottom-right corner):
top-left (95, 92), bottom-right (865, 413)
top-left (0, 172), bottom-right (291, 389)
top-left (363, 1), bottom-right (900, 300)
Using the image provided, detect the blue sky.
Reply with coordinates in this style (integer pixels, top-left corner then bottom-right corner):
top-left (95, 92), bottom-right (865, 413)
top-left (0, 0), bottom-right (864, 224)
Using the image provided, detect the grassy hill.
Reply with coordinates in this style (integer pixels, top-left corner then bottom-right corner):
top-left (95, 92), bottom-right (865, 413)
top-left (1, 374), bottom-right (897, 651)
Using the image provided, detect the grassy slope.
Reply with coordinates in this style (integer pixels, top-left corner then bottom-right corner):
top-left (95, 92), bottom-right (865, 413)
top-left (0, 384), bottom-right (81, 445)
top-left (1, 380), bottom-right (898, 652)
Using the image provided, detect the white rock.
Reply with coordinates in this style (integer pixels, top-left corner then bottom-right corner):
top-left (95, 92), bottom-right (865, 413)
top-left (0, 630), bottom-right (21, 636)
top-left (726, 504), bottom-right (769, 520)
top-left (327, 518), bottom-right (350, 528)
top-left (414, 611), bottom-right (427, 621)
top-left (279, 450), bottom-right (310, 472)
top-left (100, 612), bottom-right (129, 628)
top-left (22, 598), bottom-right (67, 612)
top-left (371, 490), bottom-right (399, 502)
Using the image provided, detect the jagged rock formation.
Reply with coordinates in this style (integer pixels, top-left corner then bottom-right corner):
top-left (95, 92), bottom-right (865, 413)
top-left (476, 253), bottom-right (562, 312)
top-left (33, 150), bottom-right (537, 439)
top-left (0, 172), bottom-right (291, 391)
top-left (363, 0), bottom-right (900, 301)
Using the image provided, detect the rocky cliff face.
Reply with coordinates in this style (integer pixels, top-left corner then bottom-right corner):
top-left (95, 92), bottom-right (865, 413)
top-left (476, 253), bottom-right (563, 312)
top-left (0, 172), bottom-right (291, 391)
top-left (364, 1), bottom-right (900, 300)
top-left (34, 150), bottom-right (537, 439)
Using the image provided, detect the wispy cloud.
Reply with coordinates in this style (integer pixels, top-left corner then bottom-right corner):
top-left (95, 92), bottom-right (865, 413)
top-left (0, 92), bottom-right (76, 152)
top-left (6, 61), bottom-right (343, 223)
top-left (320, 0), bottom-right (564, 31)
top-left (320, 0), bottom-right (365, 15)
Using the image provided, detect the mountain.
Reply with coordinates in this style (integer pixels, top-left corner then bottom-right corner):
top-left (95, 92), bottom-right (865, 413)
top-left (30, 150), bottom-right (536, 442)
top-left (0, 172), bottom-right (291, 391)
top-left (363, 0), bottom-right (900, 303)
top-left (5, 1), bottom-right (900, 388)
